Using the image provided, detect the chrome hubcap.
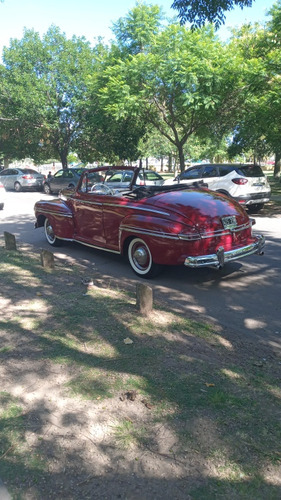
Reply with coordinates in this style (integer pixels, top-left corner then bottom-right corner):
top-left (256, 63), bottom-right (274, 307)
top-left (133, 246), bottom-right (149, 268)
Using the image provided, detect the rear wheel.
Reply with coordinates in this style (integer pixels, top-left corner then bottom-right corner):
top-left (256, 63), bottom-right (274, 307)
top-left (43, 183), bottom-right (51, 194)
top-left (127, 238), bottom-right (161, 278)
top-left (44, 218), bottom-right (62, 246)
top-left (14, 182), bottom-right (21, 192)
top-left (247, 203), bottom-right (264, 213)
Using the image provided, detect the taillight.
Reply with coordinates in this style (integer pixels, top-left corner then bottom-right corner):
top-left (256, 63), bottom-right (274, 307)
top-left (22, 175), bottom-right (33, 179)
top-left (139, 180), bottom-right (145, 186)
top-left (231, 178), bottom-right (248, 185)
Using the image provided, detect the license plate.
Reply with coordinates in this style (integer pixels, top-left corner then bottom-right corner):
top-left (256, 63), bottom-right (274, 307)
top-left (221, 215), bottom-right (237, 230)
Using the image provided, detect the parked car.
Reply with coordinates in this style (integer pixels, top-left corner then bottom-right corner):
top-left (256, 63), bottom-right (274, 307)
top-left (43, 167), bottom-right (104, 194)
top-left (164, 163), bottom-right (271, 212)
top-left (104, 169), bottom-right (164, 189)
top-left (0, 168), bottom-right (45, 192)
top-left (0, 181), bottom-right (5, 210)
top-left (34, 165), bottom-right (265, 278)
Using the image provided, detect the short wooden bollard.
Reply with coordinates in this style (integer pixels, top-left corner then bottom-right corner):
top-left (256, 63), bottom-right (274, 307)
top-left (4, 231), bottom-right (17, 250)
top-left (136, 283), bottom-right (153, 315)
top-left (40, 249), bottom-right (54, 269)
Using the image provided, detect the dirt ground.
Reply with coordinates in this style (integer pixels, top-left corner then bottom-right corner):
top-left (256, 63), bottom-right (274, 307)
top-left (1, 300), bottom-right (280, 500)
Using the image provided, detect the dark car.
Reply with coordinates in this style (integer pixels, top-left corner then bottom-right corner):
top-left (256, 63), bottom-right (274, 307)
top-left (43, 168), bottom-right (84, 194)
top-left (0, 168), bottom-right (45, 192)
top-left (43, 167), bottom-right (104, 194)
top-left (34, 165), bottom-right (265, 278)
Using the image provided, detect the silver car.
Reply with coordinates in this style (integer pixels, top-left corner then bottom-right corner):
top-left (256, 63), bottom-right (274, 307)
top-left (0, 168), bottom-right (45, 192)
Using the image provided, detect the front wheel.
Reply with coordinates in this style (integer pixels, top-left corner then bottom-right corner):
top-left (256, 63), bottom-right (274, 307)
top-left (44, 218), bottom-right (62, 247)
top-left (127, 238), bottom-right (161, 278)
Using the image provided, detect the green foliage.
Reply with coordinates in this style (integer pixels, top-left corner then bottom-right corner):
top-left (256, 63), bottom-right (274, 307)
top-left (112, 1), bottom-right (163, 55)
top-left (228, 5), bottom-right (281, 173)
top-left (0, 26), bottom-right (93, 167)
top-left (171, 0), bottom-right (254, 29)
top-left (98, 22), bottom-right (244, 170)
top-left (0, 2), bottom-right (280, 169)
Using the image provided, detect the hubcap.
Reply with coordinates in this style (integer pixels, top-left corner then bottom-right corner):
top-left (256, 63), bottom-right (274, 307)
top-left (46, 221), bottom-right (55, 241)
top-left (133, 245), bottom-right (149, 269)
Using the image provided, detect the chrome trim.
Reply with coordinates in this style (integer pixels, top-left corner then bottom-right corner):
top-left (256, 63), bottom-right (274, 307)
top-left (199, 222), bottom-right (252, 239)
top-left (72, 199), bottom-right (170, 216)
top-left (121, 222), bottom-right (252, 242)
top-left (36, 209), bottom-right (73, 218)
top-left (72, 239), bottom-right (119, 254)
top-left (120, 225), bottom-right (181, 240)
top-left (178, 233), bottom-right (202, 241)
top-left (245, 198), bottom-right (270, 205)
top-left (184, 235), bottom-right (265, 268)
top-left (74, 199), bottom-right (103, 206)
top-left (103, 202), bottom-right (170, 217)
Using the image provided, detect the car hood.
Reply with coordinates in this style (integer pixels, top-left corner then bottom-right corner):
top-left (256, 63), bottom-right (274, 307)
top-left (145, 188), bottom-right (249, 230)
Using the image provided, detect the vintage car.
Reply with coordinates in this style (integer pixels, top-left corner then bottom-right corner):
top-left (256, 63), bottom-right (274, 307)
top-left (34, 166), bottom-right (265, 278)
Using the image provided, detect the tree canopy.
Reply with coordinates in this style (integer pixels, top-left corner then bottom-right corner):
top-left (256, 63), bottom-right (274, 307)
top-left (0, 2), bottom-right (280, 172)
top-left (0, 26), bottom-right (93, 168)
top-left (171, 0), bottom-right (254, 28)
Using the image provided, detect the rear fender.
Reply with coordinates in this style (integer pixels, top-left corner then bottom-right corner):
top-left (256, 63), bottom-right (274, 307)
top-left (119, 214), bottom-right (194, 261)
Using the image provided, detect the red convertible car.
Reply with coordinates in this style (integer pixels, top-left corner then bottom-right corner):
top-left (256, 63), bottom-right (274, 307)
top-left (34, 166), bottom-right (265, 278)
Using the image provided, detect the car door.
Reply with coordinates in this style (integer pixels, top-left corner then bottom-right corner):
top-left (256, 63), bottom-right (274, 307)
top-left (201, 165), bottom-right (220, 190)
top-left (178, 166), bottom-right (203, 184)
top-left (49, 170), bottom-right (65, 193)
top-left (72, 186), bottom-right (106, 246)
top-left (0, 169), bottom-right (17, 190)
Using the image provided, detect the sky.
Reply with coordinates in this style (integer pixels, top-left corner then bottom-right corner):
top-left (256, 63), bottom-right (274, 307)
top-left (0, 0), bottom-right (275, 57)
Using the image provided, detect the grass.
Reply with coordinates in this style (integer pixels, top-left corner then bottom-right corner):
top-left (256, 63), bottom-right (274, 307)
top-left (268, 174), bottom-right (281, 196)
top-left (0, 245), bottom-right (280, 498)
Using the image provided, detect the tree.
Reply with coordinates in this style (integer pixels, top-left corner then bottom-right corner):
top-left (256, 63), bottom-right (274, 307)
top-left (228, 5), bottom-right (281, 175)
top-left (75, 39), bottom-right (147, 164)
top-left (171, 0), bottom-right (254, 29)
top-left (112, 1), bottom-right (163, 55)
top-left (0, 26), bottom-right (93, 168)
top-left (99, 20), bottom-right (244, 171)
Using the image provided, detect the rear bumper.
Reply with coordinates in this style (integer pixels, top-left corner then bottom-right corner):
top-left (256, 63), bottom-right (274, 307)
top-left (233, 193), bottom-right (271, 205)
top-left (184, 234), bottom-right (265, 268)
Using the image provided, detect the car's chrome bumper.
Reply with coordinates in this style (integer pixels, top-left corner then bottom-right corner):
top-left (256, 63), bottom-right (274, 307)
top-left (184, 234), bottom-right (265, 268)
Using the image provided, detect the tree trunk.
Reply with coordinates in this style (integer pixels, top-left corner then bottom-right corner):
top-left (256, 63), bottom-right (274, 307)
top-left (168, 154), bottom-right (172, 172)
top-left (177, 143), bottom-right (185, 173)
top-left (60, 150), bottom-right (68, 169)
top-left (274, 152), bottom-right (281, 177)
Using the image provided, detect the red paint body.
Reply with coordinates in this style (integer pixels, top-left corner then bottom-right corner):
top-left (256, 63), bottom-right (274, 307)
top-left (34, 166), bottom-right (264, 274)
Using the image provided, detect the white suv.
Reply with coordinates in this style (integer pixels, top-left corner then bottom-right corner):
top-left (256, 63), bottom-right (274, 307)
top-left (164, 163), bottom-right (271, 212)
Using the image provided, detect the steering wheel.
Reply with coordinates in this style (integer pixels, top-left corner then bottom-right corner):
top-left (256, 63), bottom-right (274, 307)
top-left (91, 183), bottom-right (114, 195)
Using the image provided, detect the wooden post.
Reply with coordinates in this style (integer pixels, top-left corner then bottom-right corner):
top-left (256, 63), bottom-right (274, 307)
top-left (4, 231), bottom-right (17, 250)
top-left (136, 283), bottom-right (153, 315)
top-left (40, 249), bottom-right (54, 269)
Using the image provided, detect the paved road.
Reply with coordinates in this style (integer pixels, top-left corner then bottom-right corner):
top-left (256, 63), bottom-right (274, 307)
top-left (1, 191), bottom-right (280, 352)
